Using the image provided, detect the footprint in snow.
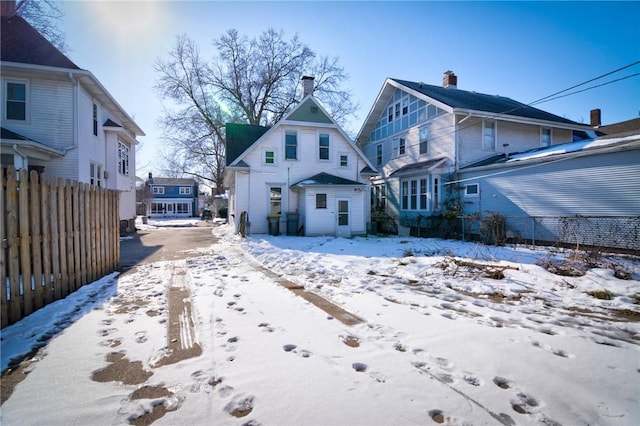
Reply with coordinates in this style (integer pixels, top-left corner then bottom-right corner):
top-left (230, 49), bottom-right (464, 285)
top-left (494, 376), bottom-right (511, 389)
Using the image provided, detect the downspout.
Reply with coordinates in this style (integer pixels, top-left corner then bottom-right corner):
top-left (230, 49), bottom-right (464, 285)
top-left (12, 144), bottom-right (28, 170)
top-left (62, 72), bottom-right (79, 154)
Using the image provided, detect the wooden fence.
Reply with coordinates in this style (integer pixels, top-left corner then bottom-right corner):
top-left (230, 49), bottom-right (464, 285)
top-left (1, 166), bottom-right (120, 328)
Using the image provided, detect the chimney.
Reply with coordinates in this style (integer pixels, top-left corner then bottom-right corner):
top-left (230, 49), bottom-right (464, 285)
top-left (1, 0), bottom-right (16, 17)
top-left (301, 75), bottom-right (315, 98)
top-left (443, 70), bottom-right (457, 89)
top-left (590, 108), bottom-right (601, 127)
top-left (148, 172), bottom-right (153, 179)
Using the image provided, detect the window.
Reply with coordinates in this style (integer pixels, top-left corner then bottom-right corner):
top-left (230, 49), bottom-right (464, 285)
top-left (401, 177), bottom-right (433, 211)
top-left (419, 126), bottom-right (429, 155)
top-left (394, 103), bottom-right (400, 120)
top-left (176, 203), bottom-right (190, 214)
top-left (387, 107), bottom-right (393, 123)
top-left (339, 154), bottom-right (349, 167)
top-left (118, 142), bottom-right (129, 175)
top-left (179, 187), bottom-right (191, 195)
top-left (152, 186), bottom-right (165, 194)
top-left (269, 187), bottom-right (282, 215)
top-left (318, 133), bottom-right (330, 160)
top-left (483, 121), bottom-right (496, 151)
top-left (338, 200), bottom-right (349, 226)
top-left (402, 98), bottom-right (409, 116)
top-left (419, 178), bottom-right (428, 210)
top-left (401, 181), bottom-right (409, 210)
top-left (316, 193), bottom-right (327, 209)
top-left (410, 180), bottom-right (417, 210)
top-left (392, 137), bottom-right (406, 158)
top-left (465, 183), bottom-right (479, 197)
top-left (376, 144), bottom-right (383, 166)
top-left (264, 149), bottom-right (275, 165)
top-left (93, 103), bottom-right (98, 136)
top-left (5, 81), bottom-right (27, 121)
top-left (90, 163), bottom-right (102, 187)
top-left (433, 177), bottom-right (440, 210)
top-left (285, 131), bottom-right (297, 160)
top-left (372, 184), bottom-right (386, 210)
top-left (541, 128), bottom-right (552, 147)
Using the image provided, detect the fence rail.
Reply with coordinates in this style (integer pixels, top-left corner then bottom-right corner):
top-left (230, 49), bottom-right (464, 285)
top-left (1, 167), bottom-right (120, 329)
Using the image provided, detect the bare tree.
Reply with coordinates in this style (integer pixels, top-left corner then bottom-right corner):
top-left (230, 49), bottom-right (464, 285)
top-left (154, 29), bottom-right (356, 194)
top-left (16, 0), bottom-right (69, 52)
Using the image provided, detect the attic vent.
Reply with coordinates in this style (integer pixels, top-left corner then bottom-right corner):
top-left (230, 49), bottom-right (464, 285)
top-left (310, 106), bottom-right (319, 114)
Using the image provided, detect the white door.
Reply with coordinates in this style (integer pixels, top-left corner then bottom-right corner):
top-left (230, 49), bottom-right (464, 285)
top-left (336, 198), bottom-right (351, 238)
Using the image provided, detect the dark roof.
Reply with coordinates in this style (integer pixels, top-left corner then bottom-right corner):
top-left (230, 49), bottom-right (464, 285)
top-left (391, 78), bottom-right (580, 125)
top-left (225, 123), bottom-right (270, 166)
top-left (1, 126), bottom-right (37, 142)
top-left (598, 117), bottom-right (640, 136)
top-left (359, 166), bottom-right (378, 175)
top-left (291, 172), bottom-right (364, 187)
top-left (1, 15), bottom-right (80, 69)
top-left (103, 119), bottom-right (122, 127)
top-left (149, 177), bottom-right (197, 186)
top-left (389, 158), bottom-right (447, 176)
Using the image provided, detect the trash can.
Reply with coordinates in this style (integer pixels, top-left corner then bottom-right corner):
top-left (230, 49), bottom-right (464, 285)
top-left (267, 215), bottom-right (280, 236)
top-left (286, 213), bottom-right (299, 236)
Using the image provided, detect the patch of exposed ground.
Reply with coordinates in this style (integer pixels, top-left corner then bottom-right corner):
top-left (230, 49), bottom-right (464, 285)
top-left (91, 351), bottom-right (153, 385)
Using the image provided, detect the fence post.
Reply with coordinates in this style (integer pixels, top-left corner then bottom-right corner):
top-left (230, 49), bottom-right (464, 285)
top-left (30, 171), bottom-right (44, 310)
top-left (19, 169), bottom-right (34, 316)
top-left (41, 176), bottom-right (53, 305)
top-left (6, 167), bottom-right (22, 323)
top-left (1, 166), bottom-right (8, 327)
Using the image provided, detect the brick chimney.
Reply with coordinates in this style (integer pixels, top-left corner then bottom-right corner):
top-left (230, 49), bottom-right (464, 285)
top-left (1, 0), bottom-right (17, 17)
top-left (590, 108), bottom-right (601, 127)
top-left (443, 70), bottom-right (457, 89)
top-left (301, 75), bottom-right (315, 98)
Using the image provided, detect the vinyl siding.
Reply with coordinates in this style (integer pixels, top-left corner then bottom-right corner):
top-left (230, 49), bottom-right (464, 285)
top-left (459, 148), bottom-right (640, 217)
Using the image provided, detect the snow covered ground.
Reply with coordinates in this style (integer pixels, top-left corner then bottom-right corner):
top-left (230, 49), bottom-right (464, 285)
top-left (1, 220), bottom-right (639, 426)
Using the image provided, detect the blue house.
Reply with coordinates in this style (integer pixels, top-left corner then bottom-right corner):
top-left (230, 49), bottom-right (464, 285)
top-left (145, 173), bottom-right (199, 218)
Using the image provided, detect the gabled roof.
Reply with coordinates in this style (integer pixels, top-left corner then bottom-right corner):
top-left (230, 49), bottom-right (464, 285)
top-left (1, 15), bottom-right (80, 69)
top-left (291, 172), bottom-right (364, 188)
top-left (1, 126), bottom-right (37, 142)
top-left (103, 119), bottom-right (122, 128)
top-left (149, 177), bottom-right (197, 186)
top-left (357, 77), bottom-right (588, 145)
top-left (389, 158), bottom-right (448, 176)
top-left (598, 117), bottom-right (640, 137)
top-left (225, 123), bottom-right (270, 166)
top-left (1, 126), bottom-right (65, 157)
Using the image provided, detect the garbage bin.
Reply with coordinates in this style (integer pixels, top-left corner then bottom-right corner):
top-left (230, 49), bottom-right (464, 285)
top-left (286, 213), bottom-right (299, 236)
top-left (267, 215), bottom-right (280, 236)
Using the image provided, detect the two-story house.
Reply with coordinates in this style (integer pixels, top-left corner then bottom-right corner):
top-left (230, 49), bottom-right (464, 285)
top-left (225, 76), bottom-right (377, 237)
top-left (144, 173), bottom-right (199, 218)
top-left (356, 71), bottom-right (593, 232)
top-left (0, 4), bottom-right (144, 232)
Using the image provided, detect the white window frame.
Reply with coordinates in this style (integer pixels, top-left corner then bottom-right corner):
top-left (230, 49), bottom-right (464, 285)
top-left (465, 183), bottom-right (480, 197)
top-left (419, 126), bottom-right (429, 155)
top-left (400, 176), bottom-right (433, 211)
top-left (318, 132), bottom-right (330, 161)
top-left (152, 186), bottom-right (165, 195)
top-left (284, 130), bottom-right (298, 160)
top-left (392, 137), bottom-right (406, 158)
top-left (483, 120), bottom-right (496, 151)
top-left (118, 141), bottom-right (129, 175)
top-left (541, 128), bottom-right (552, 147)
top-left (4, 79), bottom-right (29, 122)
top-left (90, 162), bottom-right (102, 187)
top-left (376, 144), bottom-right (383, 166)
top-left (92, 102), bottom-right (98, 136)
top-left (179, 187), bottom-right (191, 195)
top-left (339, 152), bottom-right (349, 168)
top-left (263, 148), bottom-right (276, 165)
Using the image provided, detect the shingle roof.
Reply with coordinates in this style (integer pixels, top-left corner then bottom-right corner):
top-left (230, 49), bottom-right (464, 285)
top-left (103, 119), bottom-right (122, 127)
top-left (389, 158), bottom-right (448, 176)
top-left (391, 78), bottom-right (580, 125)
top-left (225, 123), bottom-right (270, 166)
top-left (598, 117), bottom-right (640, 136)
top-left (150, 177), bottom-right (197, 186)
top-left (1, 126), bottom-right (37, 141)
top-left (291, 172), bottom-right (364, 187)
top-left (1, 15), bottom-right (80, 69)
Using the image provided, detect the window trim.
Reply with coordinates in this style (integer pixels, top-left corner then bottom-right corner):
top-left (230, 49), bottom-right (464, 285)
top-left (318, 132), bottom-right (330, 161)
top-left (400, 176), bottom-right (436, 211)
top-left (263, 148), bottom-right (276, 165)
top-left (92, 102), bottom-right (98, 136)
top-left (4, 79), bottom-right (29, 122)
top-left (541, 128), bottom-right (552, 148)
top-left (179, 187), bottom-right (192, 195)
top-left (419, 126), bottom-right (429, 155)
top-left (376, 144), bottom-right (383, 166)
top-left (392, 137), bottom-right (406, 158)
top-left (90, 162), bottom-right (102, 187)
top-left (339, 152), bottom-right (349, 168)
top-left (464, 183), bottom-right (480, 197)
top-left (284, 130), bottom-right (298, 161)
top-left (316, 193), bottom-right (327, 209)
top-left (118, 141), bottom-right (129, 175)
top-left (152, 186), bottom-right (165, 195)
top-left (483, 120), bottom-right (496, 151)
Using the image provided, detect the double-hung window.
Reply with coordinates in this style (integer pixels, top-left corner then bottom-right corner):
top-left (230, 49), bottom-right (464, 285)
top-left (90, 163), bottom-right (102, 187)
top-left (318, 133), bottom-right (330, 160)
top-left (179, 187), bottom-right (191, 195)
top-left (316, 193), bottom-right (327, 209)
top-left (392, 137), bottom-right (406, 158)
top-left (483, 121), bottom-right (496, 151)
top-left (339, 153), bottom-right (349, 167)
top-left (5, 80), bottom-right (27, 121)
top-left (285, 131), bottom-right (297, 160)
top-left (93, 103), bottom-right (98, 136)
top-left (264, 149), bottom-right (275, 165)
top-left (401, 177), bottom-right (431, 211)
top-left (152, 186), bottom-right (164, 195)
top-left (376, 144), bottom-right (383, 166)
top-left (118, 142), bottom-right (129, 175)
top-left (419, 126), bottom-right (429, 155)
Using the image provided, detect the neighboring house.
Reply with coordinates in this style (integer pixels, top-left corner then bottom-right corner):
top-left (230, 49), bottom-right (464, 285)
top-left (0, 4), bottom-right (144, 232)
top-left (225, 76), bottom-right (377, 237)
top-left (144, 173), bottom-right (199, 218)
top-left (455, 129), bottom-right (640, 250)
top-left (356, 71), bottom-right (593, 232)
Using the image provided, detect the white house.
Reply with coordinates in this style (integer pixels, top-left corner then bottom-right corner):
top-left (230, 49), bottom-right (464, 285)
top-left (225, 77), bottom-right (377, 237)
top-left (0, 4), bottom-right (144, 232)
top-left (356, 71), bottom-right (594, 233)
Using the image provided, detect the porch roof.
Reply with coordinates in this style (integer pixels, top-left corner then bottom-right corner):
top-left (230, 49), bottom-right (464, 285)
top-left (389, 157), bottom-right (447, 176)
top-left (291, 172), bottom-right (364, 188)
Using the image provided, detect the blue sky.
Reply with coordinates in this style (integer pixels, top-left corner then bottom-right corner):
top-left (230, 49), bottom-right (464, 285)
top-left (60, 1), bottom-right (640, 178)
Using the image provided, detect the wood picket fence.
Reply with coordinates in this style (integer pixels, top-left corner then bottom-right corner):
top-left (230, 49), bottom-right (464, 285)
top-left (1, 166), bottom-right (120, 329)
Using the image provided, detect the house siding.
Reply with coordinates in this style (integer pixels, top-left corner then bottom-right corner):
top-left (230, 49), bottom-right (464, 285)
top-left (458, 148), bottom-right (640, 217)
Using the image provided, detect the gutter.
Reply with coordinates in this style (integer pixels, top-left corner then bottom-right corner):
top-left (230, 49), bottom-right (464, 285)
top-left (12, 144), bottom-right (28, 168)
